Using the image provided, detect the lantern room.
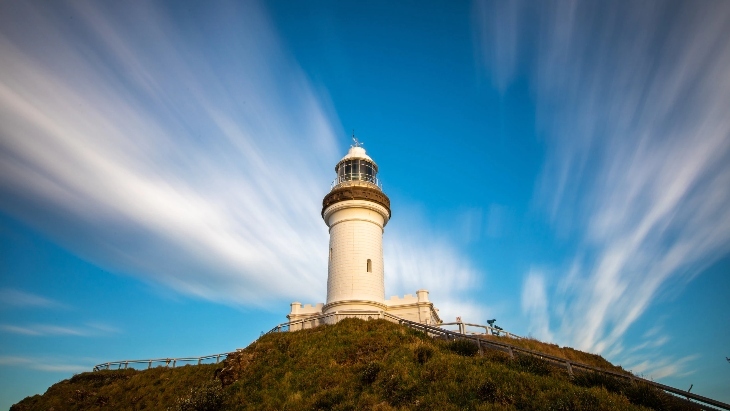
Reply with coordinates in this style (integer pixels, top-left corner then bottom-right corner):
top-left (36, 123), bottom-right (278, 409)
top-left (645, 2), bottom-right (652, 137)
top-left (332, 146), bottom-right (381, 189)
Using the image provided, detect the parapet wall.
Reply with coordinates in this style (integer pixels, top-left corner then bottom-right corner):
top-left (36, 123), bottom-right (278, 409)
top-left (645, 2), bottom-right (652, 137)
top-left (287, 290), bottom-right (439, 327)
top-left (385, 294), bottom-right (418, 305)
top-left (287, 302), bottom-right (324, 322)
top-left (385, 289), bottom-right (430, 306)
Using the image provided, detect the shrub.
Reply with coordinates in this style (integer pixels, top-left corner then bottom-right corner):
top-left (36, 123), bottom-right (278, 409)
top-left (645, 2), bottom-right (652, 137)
top-left (378, 364), bottom-right (421, 407)
top-left (172, 381), bottom-right (224, 411)
top-left (446, 339), bottom-right (479, 357)
top-left (312, 387), bottom-right (348, 410)
top-left (360, 362), bottom-right (381, 385)
top-left (69, 369), bottom-right (135, 387)
top-left (573, 370), bottom-right (630, 393)
top-left (477, 379), bottom-right (513, 405)
top-left (513, 354), bottom-right (556, 376)
top-left (625, 382), bottom-right (674, 410)
top-left (414, 345), bottom-right (434, 364)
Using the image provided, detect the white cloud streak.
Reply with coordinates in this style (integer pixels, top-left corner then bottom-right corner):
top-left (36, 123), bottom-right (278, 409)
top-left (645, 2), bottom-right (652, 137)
top-left (0, 322), bottom-right (120, 337)
top-left (0, 1), bottom-right (338, 307)
top-left (0, 355), bottom-right (89, 373)
top-left (477, 0), bottom-right (730, 377)
top-left (0, 288), bottom-right (66, 309)
top-left (0, 1), bottom-right (482, 316)
top-left (385, 213), bottom-right (488, 323)
top-left (521, 270), bottom-right (553, 341)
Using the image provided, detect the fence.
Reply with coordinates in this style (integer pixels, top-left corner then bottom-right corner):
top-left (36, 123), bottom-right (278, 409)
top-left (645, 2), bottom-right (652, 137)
top-left (92, 352), bottom-right (232, 372)
top-left (439, 321), bottom-right (522, 339)
top-left (391, 316), bottom-right (729, 411)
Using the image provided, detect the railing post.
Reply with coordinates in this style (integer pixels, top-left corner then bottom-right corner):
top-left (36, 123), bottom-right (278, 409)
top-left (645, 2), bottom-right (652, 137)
top-left (507, 347), bottom-right (514, 359)
top-left (198, 357), bottom-right (201, 365)
top-left (216, 354), bottom-right (220, 364)
top-left (148, 361), bottom-right (151, 369)
top-left (565, 361), bottom-right (573, 376)
top-left (172, 359), bottom-right (176, 368)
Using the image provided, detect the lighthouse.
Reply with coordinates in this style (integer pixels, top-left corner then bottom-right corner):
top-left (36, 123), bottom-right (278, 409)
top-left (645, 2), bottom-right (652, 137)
top-left (287, 140), bottom-right (441, 328)
top-left (322, 142), bottom-right (390, 313)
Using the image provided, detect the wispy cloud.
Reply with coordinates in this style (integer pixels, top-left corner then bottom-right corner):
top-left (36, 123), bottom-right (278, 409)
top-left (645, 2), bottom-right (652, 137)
top-left (625, 354), bottom-right (699, 381)
top-left (0, 1), bottom-right (339, 307)
top-left (0, 322), bottom-right (120, 337)
top-left (0, 355), bottom-right (89, 373)
top-left (84, 322), bottom-right (122, 335)
top-left (0, 288), bottom-right (66, 309)
top-left (1, 324), bottom-right (86, 336)
top-left (385, 211), bottom-right (488, 323)
top-left (521, 269), bottom-right (553, 341)
top-left (477, 0), bottom-right (730, 377)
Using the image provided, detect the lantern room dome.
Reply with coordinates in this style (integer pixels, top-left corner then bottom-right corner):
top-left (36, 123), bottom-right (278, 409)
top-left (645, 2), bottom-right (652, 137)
top-left (336, 146), bottom-right (378, 171)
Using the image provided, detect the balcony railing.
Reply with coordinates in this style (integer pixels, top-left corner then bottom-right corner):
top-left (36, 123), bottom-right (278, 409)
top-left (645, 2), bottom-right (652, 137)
top-left (330, 174), bottom-right (382, 189)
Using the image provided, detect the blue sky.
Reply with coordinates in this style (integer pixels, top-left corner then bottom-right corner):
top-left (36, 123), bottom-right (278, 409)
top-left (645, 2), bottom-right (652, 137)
top-left (1, 0), bottom-right (729, 407)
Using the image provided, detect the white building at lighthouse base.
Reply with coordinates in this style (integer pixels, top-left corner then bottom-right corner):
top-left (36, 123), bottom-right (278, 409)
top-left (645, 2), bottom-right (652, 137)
top-left (287, 289), bottom-right (441, 331)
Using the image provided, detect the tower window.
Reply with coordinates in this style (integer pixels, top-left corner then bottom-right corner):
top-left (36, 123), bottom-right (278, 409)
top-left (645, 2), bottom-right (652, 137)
top-left (367, 259), bottom-right (372, 272)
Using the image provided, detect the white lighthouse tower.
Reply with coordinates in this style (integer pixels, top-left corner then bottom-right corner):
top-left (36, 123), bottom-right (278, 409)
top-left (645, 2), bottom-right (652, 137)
top-left (287, 140), bottom-right (441, 328)
top-left (322, 142), bottom-right (390, 313)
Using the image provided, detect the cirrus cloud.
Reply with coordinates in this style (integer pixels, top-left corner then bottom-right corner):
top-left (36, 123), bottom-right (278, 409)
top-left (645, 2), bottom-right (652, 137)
top-left (476, 0), bottom-right (730, 377)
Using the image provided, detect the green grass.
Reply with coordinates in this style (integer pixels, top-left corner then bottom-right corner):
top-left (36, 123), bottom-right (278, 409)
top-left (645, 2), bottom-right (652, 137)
top-left (477, 334), bottom-right (628, 374)
top-left (12, 319), bottom-right (700, 411)
top-left (10, 363), bottom-right (221, 411)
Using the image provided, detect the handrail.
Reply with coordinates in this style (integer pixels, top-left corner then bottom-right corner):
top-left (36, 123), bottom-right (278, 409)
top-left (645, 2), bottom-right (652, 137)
top-left (391, 316), bottom-right (729, 411)
top-left (330, 175), bottom-right (382, 189)
top-left (438, 321), bottom-right (522, 339)
top-left (92, 352), bottom-right (234, 372)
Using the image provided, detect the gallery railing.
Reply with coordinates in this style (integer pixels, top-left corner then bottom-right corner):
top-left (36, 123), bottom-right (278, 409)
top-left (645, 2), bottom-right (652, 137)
top-left (330, 174), bottom-right (382, 189)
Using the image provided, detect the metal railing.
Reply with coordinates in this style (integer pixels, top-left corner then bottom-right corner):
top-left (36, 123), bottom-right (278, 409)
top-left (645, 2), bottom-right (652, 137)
top-left (92, 311), bottom-right (391, 373)
top-left (92, 352), bottom-right (233, 372)
top-left (330, 174), bottom-right (382, 189)
top-left (439, 321), bottom-right (522, 339)
top-left (390, 317), bottom-right (729, 411)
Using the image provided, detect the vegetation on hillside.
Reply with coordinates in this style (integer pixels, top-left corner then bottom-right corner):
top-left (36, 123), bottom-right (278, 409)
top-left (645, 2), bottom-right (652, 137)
top-left (10, 364), bottom-right (221, 411)
top-left (475, 333), bottom-right (628, 374)
top-left (12, 319), bottom-right (699, 411)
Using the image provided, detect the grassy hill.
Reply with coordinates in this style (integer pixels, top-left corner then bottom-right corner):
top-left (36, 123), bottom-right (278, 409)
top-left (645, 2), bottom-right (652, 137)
top-left (11, 319), bottom-right (699, 411)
